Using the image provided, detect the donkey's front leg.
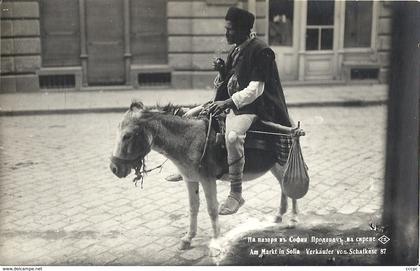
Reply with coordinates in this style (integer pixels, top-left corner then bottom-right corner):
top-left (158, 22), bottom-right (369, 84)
top-left (180, 181), bottom-right (200, 250)
top-left (201, 179), bottom-right (220, 239)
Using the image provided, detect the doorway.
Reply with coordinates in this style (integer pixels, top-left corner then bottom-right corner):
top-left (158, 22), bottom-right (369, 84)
top-left (268, 0), bottom-right (299, 81)
top-left (86, 0), bottom-right (125, 85)
top-left (300, 0), bottom-right (337, 80)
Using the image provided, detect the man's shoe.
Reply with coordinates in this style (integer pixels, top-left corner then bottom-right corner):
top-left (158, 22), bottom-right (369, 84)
top-left (218, 193), bottom-right (245, 215)
top-left (165, 174), bottom-right (183, 182)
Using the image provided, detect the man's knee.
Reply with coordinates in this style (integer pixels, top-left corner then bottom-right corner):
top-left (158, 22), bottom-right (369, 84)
top-left (227, 131), bottom-right (239, 144)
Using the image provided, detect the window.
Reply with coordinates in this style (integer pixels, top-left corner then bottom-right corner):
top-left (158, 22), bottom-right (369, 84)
top-left (39, 75), bottom-right (76, 89)
top-left (344, 1), bottom-right (373, 48)
top-left (269, 0), bottom-right (294, 46)
top-left (305, 0), bottom-right (334, 50)
top-left (138, 73), bottom-right (171, 86)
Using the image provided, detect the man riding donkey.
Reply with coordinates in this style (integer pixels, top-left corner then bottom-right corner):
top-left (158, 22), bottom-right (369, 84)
top-left (171, 7), bottom-right (304, 215)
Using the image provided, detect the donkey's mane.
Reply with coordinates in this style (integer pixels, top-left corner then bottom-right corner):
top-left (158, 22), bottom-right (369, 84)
top-left (127, 104), bottom-right (207, 132)
top-left (160, 103), bottom-right (180, 114)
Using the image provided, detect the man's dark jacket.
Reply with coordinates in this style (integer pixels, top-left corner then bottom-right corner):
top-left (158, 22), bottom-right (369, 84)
top-left (214, 37), bottom-right (292, 127)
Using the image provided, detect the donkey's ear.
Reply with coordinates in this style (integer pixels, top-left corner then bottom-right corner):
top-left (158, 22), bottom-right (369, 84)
top-left (130, 100), bottom-right (144, 111)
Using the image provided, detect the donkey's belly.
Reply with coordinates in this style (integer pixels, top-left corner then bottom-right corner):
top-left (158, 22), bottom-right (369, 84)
top-left (218, 148), bottom-right (277, 182)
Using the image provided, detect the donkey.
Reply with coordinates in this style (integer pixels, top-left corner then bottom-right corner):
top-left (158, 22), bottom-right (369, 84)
top-left (110, 101), bottom-right (304, 250)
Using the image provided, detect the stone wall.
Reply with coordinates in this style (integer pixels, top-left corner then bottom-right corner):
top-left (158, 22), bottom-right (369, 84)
top-left (377, 1), bottom-right (392, 83)
top-left (1, 0), bottom-right (41, 92)
top-left (168, 0), bottom-right (266, 89)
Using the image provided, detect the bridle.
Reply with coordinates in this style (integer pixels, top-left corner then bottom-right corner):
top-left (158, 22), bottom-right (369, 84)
top-left (110, 134), bottom-right (168, 188)
top-left (110, 152), bottom-right (146, 185)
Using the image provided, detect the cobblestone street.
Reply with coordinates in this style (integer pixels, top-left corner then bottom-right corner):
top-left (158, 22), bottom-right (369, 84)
top-left (0, 105), bottom-right (387, 265)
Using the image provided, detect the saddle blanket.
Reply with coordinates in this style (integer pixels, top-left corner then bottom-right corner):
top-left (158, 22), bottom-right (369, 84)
top-left (245, 131), bottom-right (293, 166)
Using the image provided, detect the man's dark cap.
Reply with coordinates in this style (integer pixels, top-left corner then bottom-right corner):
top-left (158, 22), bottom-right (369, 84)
top-left (225, 7), bottom-right (255, 31)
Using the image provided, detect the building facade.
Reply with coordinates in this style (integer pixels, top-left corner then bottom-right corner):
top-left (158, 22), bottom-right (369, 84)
top-left (1, 0), bottom-right (392, 92)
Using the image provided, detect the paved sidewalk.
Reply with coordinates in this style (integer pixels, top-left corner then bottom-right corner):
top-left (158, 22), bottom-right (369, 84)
top-left (0, 84), bottom-right (388, 115)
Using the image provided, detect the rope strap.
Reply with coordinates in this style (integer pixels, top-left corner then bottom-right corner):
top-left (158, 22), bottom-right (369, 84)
top-left (132, 158), bottom-right (169, 188)
top-left (198, 113), bottom-right (213, 168)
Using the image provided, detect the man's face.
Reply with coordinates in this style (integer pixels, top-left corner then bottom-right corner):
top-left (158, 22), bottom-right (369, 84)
top-left (225, 20), bottom-right (239, 45)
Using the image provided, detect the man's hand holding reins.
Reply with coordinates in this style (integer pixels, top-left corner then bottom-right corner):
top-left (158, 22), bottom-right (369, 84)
top-left (207, 99), bottom-right (234, 116)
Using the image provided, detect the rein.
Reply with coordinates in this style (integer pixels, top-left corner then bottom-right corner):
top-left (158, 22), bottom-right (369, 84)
top-left (198, 112), bottom-right (213, 168)
top-left (130, 137), bottom-right (170, 189)
top-left (132, 157), bottom-right (169, 188)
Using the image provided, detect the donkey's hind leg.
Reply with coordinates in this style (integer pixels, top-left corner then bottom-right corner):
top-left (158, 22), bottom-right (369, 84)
top-left (270, 163), bottom-right (289, 223)
top-left (291, 198), bottom-right (299, 225)
top-left (180, 180), bottom-right (200, 250)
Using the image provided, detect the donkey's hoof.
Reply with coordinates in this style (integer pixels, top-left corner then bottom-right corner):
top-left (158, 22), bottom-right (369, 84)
top-left (287, 217), bottom-right (299, 228)
top-left (208, 238), bottom-right (223, 258)
top-left (274, 215), bottom-right (283, 223)
top-left (209, 246), bottom-right (222, 258)
top-left (179, 240), bottom-right (191, 250)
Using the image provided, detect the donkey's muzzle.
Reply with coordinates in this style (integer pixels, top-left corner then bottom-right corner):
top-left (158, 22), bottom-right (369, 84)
top-left (110, 160), bottom-right (132, 178)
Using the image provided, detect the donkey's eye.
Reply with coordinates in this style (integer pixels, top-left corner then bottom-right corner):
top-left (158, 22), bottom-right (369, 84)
top-left (122, 134), bottom-right (132, 141)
